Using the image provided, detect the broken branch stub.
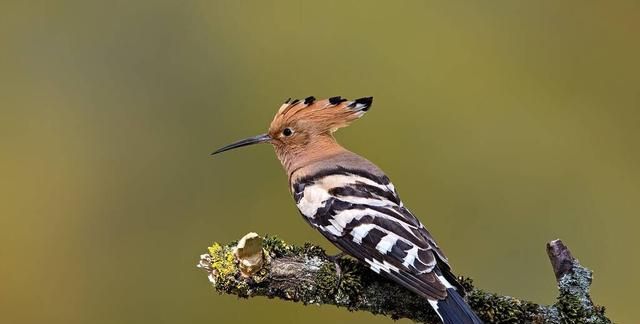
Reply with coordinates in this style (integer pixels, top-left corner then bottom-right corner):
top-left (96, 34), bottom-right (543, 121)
top-left (234, 232), bottom-right (265, 277)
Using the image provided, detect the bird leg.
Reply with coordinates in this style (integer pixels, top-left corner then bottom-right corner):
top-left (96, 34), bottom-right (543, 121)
top-left (326, 252), bottom-right (346, 288)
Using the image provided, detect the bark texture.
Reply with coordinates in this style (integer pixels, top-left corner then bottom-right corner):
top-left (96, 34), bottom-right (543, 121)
top-left (197, 234), bottom-right (611, 324)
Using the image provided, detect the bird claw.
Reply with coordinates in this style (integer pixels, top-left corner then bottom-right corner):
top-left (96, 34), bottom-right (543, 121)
top-left (327, 252), bottom-right (346, 289)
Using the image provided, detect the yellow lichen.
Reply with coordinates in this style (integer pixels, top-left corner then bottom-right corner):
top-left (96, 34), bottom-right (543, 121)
top-left (208, 243), bottom-right (222, 256)
top-left (208, 242), bottom-right (237, 279)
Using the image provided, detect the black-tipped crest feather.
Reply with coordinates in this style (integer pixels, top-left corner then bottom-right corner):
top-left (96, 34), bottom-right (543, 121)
top-left (348, 96), bottom-right (373, 111)
top-left (304, 96), bottom-right (316, 105)
top-left (329, 96), bottom-right (347, 105)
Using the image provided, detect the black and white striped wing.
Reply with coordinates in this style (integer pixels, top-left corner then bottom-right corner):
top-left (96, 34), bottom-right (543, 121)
top-left (293, 168), bottom-right (453, 300)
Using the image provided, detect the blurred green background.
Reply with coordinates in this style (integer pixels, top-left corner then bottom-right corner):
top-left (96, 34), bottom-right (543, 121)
top-left (1, 1), bottom-right (638, 323)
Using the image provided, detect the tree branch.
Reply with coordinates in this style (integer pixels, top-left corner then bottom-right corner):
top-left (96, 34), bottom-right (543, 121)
top-left (196, 233), bottom-right (611, 323)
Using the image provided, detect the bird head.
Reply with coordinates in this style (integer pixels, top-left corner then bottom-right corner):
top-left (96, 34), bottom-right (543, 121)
top-left (212, 96), bottom-right (373, 171)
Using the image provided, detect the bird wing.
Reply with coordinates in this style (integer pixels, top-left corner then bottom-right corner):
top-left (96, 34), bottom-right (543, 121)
top-left (293, 167), bottom-right (453, 300)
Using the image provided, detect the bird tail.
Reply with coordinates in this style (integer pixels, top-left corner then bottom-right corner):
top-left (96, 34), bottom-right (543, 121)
top-left (429, 287), bottom-right (483, 324)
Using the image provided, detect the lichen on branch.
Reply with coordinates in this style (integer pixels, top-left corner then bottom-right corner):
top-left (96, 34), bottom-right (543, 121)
top-left (197, 234), bottom-right (611, 324)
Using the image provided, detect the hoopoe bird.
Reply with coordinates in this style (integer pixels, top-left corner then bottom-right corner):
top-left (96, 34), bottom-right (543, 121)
top-left (212, 96), bottom-right (483, 324)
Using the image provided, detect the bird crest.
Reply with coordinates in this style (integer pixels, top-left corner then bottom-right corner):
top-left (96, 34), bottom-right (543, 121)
top-left (269, 96), bottom-right (373, 137)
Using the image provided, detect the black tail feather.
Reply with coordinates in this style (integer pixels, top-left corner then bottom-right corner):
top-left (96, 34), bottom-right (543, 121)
top-left (436, 288), bottom-right (483, 324)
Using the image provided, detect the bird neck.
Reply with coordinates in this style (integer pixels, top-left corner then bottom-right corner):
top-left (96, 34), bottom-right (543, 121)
top-left (275, 135), bottom-right (347, 182)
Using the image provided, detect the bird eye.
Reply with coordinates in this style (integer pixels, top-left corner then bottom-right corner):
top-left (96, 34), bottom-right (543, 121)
top-left (282, 128), bottom-right (293, 137)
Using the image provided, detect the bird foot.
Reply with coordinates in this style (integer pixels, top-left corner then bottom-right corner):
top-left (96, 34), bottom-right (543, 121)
top-left (327, 252), bottom-right (346, 289)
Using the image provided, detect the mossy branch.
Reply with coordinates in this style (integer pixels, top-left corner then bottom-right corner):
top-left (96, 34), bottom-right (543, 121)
top-left (197, 233), bottom-right (611, 323)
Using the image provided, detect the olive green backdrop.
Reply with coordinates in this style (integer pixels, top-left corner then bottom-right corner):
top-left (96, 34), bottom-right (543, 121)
top-left (1, 1), bottom-right (638, 323)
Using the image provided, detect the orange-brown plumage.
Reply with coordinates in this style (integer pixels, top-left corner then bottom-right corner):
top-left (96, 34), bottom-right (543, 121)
top-left (267, 96), bottom-right (373, 182)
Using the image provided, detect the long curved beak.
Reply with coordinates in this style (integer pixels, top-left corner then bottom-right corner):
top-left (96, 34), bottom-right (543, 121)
top-left (211, 133), bottom-right (271, 155)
